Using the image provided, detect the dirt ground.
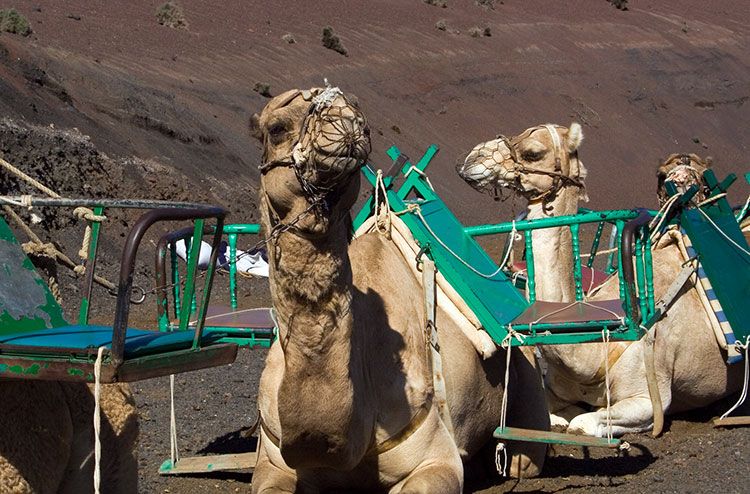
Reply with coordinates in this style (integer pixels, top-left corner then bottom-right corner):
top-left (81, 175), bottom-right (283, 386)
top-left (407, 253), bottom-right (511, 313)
top-left (1, 1), bottom-right (749, 492)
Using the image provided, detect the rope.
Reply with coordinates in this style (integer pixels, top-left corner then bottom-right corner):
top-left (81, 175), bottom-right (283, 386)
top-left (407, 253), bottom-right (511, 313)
top-left (695, 192), bottom-right (727, 208)
top-left (93, 346), bottom-right (105, 494)
top-left (696, 206), bottom-right (750, 258)
top-left (0, 157), bottom-right (61, 198)
top-left (650, 194), bottom-right (681, 243)
top-left (719, 336), bottom-right (750, 420)
top-left (495, 328), bottom-right (525, 477)
top-left (169, 374), bottom-right (180, 465)
top-left (73, 207), bottom-right (107, 260)
top-left (404, 165), bottom-right (435, 191)
top-left (373, 169), bottom-right (392, 235)
top-left (408, 203), bottom-right (509, 279)
top-left (602, 329), bottom-right (613, 442)
top-left (527, 300), bottom-right (624, 332)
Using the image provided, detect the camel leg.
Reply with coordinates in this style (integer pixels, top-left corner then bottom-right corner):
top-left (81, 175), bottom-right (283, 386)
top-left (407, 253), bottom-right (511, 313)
top-left (396, 463), bottom-right (462, 494)
top-left (546, 386), bottom-right (587, 432)
top-left (567, 394), bottom-right (661, 437)
top-left (502, 348), bottom-right (550, 478)
top-left (251, 445), bottom-right (304, 494)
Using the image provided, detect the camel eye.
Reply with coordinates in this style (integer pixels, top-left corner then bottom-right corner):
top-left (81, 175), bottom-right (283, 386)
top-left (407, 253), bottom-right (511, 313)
top-left (521, 150), bottom-right (545, 162)
top-left (268, 121), bottom-right (288, 145)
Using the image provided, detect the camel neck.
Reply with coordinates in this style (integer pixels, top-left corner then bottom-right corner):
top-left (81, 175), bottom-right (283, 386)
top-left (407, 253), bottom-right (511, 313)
top-left (264, 217), bottom-right (371, 469)
top-left (526, 185), bottom-right (579, 302)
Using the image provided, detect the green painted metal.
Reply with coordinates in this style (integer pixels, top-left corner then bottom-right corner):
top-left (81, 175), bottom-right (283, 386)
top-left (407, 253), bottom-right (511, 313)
top-left (178, 220), bottom-right (203, 333)
top-left (635, 234), bottom-right (648, 320)
top-left (494, 426), bottom-right (620, 448)
top-left (77, 206), bottom-right (104, 325)
top-left (588, 220), bottom-right (605, 269)
top-left (229, 233), bottom-right (238, 310)
top-left (170, 242), bottom-right (181, 319)
top-left (0, 217), bottom-right (68, 332)
top-left (668, 171), bottom-right (750, 342)
top-left (615, 221), bottom-right (625, 300)
top-left (571, 223), bottom-right (583, 301)
top-left (524, 230), bottom-right (535, 303)
top-left (644, 234), bottom-right (655, 319)
top-left (356, 145), bottom-right (652, 346)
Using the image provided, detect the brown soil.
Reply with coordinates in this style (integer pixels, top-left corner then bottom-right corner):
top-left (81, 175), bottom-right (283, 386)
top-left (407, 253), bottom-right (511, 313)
top-left (1, 1), bottom-right (749, 492)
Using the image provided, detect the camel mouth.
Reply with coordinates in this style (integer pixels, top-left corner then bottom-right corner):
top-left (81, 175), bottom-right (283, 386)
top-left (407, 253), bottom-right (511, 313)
top-left (458, 139), bottom-right (517, 193)
top-left (293, 93), bottom-right (371, 190)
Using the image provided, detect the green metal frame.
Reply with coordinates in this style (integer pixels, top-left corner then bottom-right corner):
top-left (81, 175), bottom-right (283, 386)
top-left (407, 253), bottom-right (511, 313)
top-left (354, 145), bottom-right (655, 347)
top-left (0, 198), bottom-right (238, 383)
top-left (157, 223), bottom-right (273, 349)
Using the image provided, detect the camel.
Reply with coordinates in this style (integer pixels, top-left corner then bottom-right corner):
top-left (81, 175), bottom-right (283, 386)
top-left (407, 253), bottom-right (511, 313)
top-left (248, 87), bottom-right (550, 493)
top-left (656, 153), bottom-right (713, 207)
top-left (0, 381), bottom-right (138, 493)
top-left (458, 123), bottom-right (744, 437)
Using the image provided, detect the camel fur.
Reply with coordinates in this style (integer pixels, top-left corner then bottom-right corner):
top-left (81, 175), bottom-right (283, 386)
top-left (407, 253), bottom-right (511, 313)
top-left (459, 123), bottom-right (744, 437)
top-left (250, 88), bottom-right (549, 493)
top-left (0, 381), bottom-right (138, 493)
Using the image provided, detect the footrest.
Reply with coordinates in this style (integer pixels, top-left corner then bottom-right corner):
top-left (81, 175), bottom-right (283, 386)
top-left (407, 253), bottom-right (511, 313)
top-left (712, 416), bottom-right (750, 428)
top-left (494, 426), bottom-right (621, 448)
top-left (159, 452), bottom-right (257, 475)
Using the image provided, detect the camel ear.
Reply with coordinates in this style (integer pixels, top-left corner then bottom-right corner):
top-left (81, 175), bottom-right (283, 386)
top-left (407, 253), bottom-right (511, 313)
top-left (577, 160), bottom-right (589, 202)
top-left (567, 122), bottom-right (583, 152)
top-left (347, 93), bottom-right (361, 108)
top-left (249, 113), bottom-right (262, 141)
top-left (704, 156), bottom-right (713, 168)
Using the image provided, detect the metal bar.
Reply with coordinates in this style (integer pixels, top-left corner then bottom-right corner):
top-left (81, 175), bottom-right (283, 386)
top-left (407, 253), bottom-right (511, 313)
top-left (192, 217), bottom-right (225, 349)
top-left (78, 206), bottom-right (104, 325)
top-left (0, 196), bottom-right (218, 210)
top-left (616, 220), bottom-right (625, 300)
top-left (155, 234), bottom-right (171, 331)
top-left (179, 220), bottom-right (204, 333)
top-left (635, 232), bottom-right (648, 320)
top-left (644, 234), bottom-right (655, 318)
top-left (606, 224), bottom-right (619, 274)
top-left (524, 230), bottom-right (536, 304)
top-left (587, 221), bottom-right (605, 269)
top-left (111, 206), bottom-right (226, 368)
top-left (571, 223), bottom-right (583, 301)
top-left (229, 233), bottom-right (238, 310)
top-left (170, 243), bottom-right (181, 320)
top-left (464, 209), bottom-right (641, 237)
top-left (619, 210), bottom-right (652, 327)
top-left (221, 224), bottom-right (261, 234)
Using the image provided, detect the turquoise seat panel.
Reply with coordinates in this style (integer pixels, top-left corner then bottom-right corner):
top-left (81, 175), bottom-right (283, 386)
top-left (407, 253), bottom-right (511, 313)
top-left (0, 325), bottom-right (227, 359)
top-left (399, 198), bottom-right (528, 341)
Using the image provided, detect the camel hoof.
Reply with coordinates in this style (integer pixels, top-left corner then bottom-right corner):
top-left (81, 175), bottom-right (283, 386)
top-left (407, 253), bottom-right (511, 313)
top-left (549, 413), bottom-right (569, 433)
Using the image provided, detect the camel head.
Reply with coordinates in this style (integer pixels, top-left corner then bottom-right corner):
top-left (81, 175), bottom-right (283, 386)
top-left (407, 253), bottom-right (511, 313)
top-left (458, 123), bottom-right (588, 207)
top-left (250, 86), bottom-right (371, 236)
top-left (656, 153), bottom-right (712, 207)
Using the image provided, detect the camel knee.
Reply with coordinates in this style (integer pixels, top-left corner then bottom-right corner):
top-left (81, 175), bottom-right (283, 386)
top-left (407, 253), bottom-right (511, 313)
top-left (397, 463), bottom-right (462, 494)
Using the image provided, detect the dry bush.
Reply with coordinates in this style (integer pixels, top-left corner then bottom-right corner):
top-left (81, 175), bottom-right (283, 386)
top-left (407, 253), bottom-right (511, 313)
top-left (282, 33), bottom-right (296, 44)
top-left (423, 0), bottom-right (448, 7)
top-left (156, 1), bottom-right (187, 29)
top-left (253, 82), bottom-right (272, 98)
top-left (322, 26), bottom-right (348, 56)
top-left (435, 19), bottom-right (447, 31)
top-left (607, 0), bottom-right (628, 10)
top-left (0, 9), bottom-right (32, 36)
top-left (468, 26), bottom-right (491, 38)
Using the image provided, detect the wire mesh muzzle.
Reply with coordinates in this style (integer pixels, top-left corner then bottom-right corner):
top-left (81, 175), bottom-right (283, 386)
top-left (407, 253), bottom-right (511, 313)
top-left (458, 138), bottom-right (517, 193)
top-left (292, 99), bottom-right (370, 196)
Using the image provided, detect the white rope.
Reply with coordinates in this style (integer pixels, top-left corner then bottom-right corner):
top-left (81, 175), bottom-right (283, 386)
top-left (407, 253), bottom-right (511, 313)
top-left (311, 80), bottom-right (343, 110)
top-left (93, 346), bottom-right (105, 494)
top-left (169, 374), bottom-right (180, 465)
top-left (410, 204), bottom-right (508, 279)
top-left (695, 192), bottom-right (727, 208)
top-left (650, 194), bottom-right (681, 243)
top-left (495, 330), bottom-right (517, 477)
top-left (0, 157), bottom-right (61, 198)
top-left (404, 165), bottom-right (435, 191)
top-left (719, 336), bottom-right (750, 420)
top-left (696, 206), bottom-right (750, 258)
top-left (602, 329), bottom-right (613, 442)
top-left (527, 300), bottom-right (624, 333)
top-left (737, 194), bottom-right (750, 222)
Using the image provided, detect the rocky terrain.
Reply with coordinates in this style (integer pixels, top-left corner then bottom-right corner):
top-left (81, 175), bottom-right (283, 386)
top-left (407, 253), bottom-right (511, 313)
top-left (0, 1), bottom-right (748, 492)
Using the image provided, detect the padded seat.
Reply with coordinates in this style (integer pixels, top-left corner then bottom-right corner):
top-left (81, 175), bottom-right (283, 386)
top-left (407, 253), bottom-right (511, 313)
top-left (512, 261), bottom-right (610, 294)
top-left (511, 299), bottom-right (625, 327)
top-left (0, 325), bottom-right (227, 359)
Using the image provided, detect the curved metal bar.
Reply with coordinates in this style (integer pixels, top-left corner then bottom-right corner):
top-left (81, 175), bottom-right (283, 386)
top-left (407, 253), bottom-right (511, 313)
top-left (620, 209), bottom-right (652, 325)
top-left (0, 196), bottom-right (218, 210)
top-left (112, 207), bottom-right (226, 367)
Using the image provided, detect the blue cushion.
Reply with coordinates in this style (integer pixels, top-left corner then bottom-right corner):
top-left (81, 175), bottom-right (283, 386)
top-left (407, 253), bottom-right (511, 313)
top-left (0, 325), bottom-right (228, 359)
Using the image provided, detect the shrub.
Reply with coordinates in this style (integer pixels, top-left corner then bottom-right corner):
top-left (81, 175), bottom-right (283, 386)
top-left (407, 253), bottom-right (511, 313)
top-left (424, 0), bottom-right (448, 7)
top-left (156, 1), bottom-right (187, 29)
top-left (435, 19), bottom-right (447, 31)
top-left (253, 82), bottom-right (272, 98)
top-left (468, 26), bottom-right (491, 38)
top-left (282, 33), bottom-right (296, 44)
top-left (475, 0), bottom-right (496, 9)
top-left (322, 26), bottom-right (347, 56)
top-left (0, 9), bottom-right (32, 36)
top-left (607, 0), bottom-right (628, 10)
